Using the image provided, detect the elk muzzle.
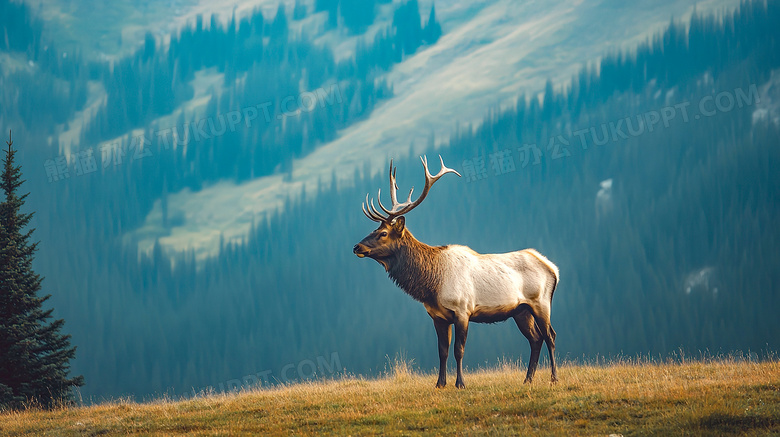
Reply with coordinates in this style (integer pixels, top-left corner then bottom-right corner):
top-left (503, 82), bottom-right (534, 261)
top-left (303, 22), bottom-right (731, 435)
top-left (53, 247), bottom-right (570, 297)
top-left (353, 243), bottom-right (370, 258)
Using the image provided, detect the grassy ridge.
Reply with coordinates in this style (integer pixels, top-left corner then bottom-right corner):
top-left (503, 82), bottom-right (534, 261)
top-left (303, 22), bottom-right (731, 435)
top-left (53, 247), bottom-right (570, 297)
top-left (1, 359), bottom-right (778, 436)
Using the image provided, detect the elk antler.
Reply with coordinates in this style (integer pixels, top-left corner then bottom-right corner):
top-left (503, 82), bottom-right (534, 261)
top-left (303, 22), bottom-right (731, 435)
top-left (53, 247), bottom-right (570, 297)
top-left (362, 155), bottom-right (461, 223)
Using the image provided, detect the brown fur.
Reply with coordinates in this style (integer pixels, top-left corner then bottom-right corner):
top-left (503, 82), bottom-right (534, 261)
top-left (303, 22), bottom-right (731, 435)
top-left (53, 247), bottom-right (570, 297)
top-left (470, 304), bottom-right (525, 324)
top-left (354, 218), bottom-right (445, 304)
top-left (386, 232), bottom-right (445, 304)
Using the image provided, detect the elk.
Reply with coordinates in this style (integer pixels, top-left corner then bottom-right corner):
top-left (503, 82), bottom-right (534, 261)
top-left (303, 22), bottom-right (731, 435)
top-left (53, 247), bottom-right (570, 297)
top-left (353, 156), bottom-right (559, 388)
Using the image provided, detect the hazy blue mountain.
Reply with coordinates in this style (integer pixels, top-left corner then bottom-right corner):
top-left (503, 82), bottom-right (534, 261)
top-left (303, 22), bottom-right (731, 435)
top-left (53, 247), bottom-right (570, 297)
top-left (1, 0), bottom-right (777, 402)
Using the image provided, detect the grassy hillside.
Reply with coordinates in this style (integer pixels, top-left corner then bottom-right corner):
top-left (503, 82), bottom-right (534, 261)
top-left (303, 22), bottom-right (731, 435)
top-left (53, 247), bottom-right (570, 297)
top-left (1, 358), bottom-right (778, 435)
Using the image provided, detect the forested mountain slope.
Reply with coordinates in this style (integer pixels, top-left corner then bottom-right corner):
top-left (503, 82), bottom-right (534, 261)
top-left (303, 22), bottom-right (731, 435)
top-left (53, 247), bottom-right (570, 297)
top-left (2, 0), bottom-right (777, 401)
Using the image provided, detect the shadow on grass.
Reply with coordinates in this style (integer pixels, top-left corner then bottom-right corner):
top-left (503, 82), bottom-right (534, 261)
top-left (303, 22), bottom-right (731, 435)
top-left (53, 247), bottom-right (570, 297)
top-left (698, 413), bottom-right (777, 433)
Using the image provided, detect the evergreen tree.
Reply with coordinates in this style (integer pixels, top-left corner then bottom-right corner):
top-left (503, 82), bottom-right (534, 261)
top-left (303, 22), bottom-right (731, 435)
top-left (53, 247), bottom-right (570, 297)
top-left (0, 131), bottom-right (83, 410)
top-left (422, 3), bottom-right (442, 44)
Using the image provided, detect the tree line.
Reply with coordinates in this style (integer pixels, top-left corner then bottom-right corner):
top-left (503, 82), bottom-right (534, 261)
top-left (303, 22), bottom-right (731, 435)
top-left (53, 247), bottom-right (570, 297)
top-left (1, 0), bottom-right (778, 402)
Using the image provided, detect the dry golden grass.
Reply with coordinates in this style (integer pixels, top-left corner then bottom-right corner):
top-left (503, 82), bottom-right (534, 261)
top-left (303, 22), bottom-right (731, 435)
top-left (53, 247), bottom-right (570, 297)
top-left (1, 357), bottom-right (778, 436)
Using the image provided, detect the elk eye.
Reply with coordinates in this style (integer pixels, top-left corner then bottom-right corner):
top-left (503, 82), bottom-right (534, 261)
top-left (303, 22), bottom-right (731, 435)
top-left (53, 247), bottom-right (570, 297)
top-left (379, 231), bottom-right (388, 238)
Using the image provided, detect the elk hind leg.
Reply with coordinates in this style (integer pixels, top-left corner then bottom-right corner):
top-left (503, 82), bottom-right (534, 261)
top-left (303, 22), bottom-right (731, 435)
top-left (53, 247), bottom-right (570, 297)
top-left (532, 310), bottom-right (558, 383)
top-left (513, 306), bottom-right (543, 384)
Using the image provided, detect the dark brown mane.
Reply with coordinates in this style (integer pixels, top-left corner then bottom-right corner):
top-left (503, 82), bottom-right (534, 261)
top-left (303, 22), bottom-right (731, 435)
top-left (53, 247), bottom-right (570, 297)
top-left (385, 230), bottom-right (444, 304)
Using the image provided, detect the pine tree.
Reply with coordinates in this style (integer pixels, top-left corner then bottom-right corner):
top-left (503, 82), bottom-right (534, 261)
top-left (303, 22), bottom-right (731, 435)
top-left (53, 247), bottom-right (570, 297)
top-left (423, 3), bottom-right (442, 44)
top-left (0, 131), bottom-right (83, 410)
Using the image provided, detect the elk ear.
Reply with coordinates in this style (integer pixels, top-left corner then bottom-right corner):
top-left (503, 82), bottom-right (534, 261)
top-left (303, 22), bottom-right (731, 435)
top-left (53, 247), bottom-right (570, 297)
top-left (391, 216), bottom-right (406, 235)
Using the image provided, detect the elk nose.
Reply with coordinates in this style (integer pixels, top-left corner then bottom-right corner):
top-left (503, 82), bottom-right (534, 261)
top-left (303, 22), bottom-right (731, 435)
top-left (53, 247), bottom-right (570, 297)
top-left (353, 244), bottom-right (360, 253)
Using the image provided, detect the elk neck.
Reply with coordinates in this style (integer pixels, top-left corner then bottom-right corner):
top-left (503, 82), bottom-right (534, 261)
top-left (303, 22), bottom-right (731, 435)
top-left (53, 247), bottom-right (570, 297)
top-left (384, 230), bottom-right (445, 304)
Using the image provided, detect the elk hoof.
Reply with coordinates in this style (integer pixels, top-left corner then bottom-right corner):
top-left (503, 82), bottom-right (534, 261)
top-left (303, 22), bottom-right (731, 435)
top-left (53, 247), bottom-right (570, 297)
top-left (436, 381), bottom-right (446, 389)
top-left (551, 375), bottom-right (559, 384)
top-left (523, 377), bottom-right (533, 384)
top-left (455, 381), bottom-right (465, 389)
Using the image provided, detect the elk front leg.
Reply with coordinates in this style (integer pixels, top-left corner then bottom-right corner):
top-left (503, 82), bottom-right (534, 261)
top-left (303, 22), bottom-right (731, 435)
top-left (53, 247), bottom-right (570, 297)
top-left (433, 318), bottom-right (451, 388)
top-left (453, 317), bottom-right (469, 389)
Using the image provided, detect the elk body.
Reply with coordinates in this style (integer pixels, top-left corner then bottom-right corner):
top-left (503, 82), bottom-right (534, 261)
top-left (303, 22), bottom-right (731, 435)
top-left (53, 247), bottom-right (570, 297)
top-left (353, 156), bottom-right (560, 388)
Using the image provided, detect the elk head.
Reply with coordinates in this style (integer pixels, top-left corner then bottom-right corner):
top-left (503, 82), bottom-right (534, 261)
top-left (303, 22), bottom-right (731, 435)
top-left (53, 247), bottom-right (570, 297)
top-left (353, 155), bottom-right (461, 267)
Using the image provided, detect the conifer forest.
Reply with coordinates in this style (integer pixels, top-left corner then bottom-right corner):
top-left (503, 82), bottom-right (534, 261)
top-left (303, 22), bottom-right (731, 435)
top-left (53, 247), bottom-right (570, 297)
top-left (0, 0), bottom-right (778, 402)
